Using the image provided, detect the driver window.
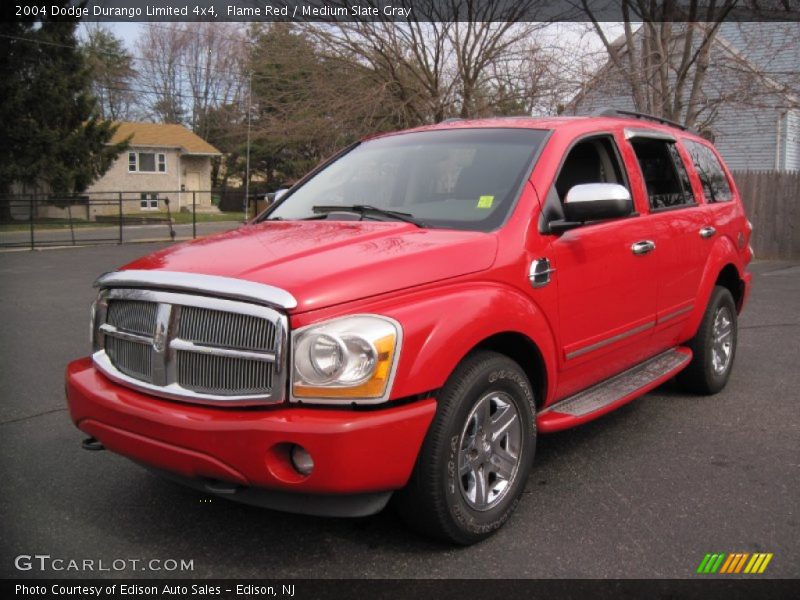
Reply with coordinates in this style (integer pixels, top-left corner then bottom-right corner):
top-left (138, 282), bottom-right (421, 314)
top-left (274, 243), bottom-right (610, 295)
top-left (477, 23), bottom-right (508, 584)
top-left (554, 137), bottom-right (627, 203)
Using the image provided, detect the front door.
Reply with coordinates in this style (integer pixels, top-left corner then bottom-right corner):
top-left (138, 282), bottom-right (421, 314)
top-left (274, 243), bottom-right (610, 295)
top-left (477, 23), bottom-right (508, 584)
top-left (546, 134), bottom-right (660, 399)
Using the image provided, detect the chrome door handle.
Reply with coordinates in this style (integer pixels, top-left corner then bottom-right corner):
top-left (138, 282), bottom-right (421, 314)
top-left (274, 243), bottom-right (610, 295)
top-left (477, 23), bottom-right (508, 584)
top-left (699, 226), bottom-right (717, 239)
top-left (631, 240), bottom-right (656, 255)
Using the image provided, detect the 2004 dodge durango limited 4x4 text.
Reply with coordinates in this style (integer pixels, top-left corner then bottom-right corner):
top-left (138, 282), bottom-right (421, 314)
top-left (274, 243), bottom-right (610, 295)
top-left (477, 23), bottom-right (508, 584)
top-left (66, 111), bottom-right (753, 544)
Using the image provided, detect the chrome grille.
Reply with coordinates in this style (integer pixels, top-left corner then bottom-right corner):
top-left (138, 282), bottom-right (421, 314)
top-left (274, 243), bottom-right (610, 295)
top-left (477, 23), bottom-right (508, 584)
top-left (105, 335), bottom-right (153, 381)
top-left (179, 306), bottom-right (276, 351)
top-left (107, 300), bottom-right (158, 336)
top-left (93, 288), bottom-right (287, 406)
top-left (105, 299), bottom-right (158, 382)
top-left (177, 351), bottom-right (273, 395)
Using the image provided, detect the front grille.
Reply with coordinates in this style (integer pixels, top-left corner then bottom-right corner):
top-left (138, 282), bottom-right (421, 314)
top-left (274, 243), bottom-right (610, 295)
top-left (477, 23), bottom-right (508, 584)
top-left (177, 351), bottom-right (274, 395)
top-left (179, 306), bottom-right (276, 352)
top-left (107, 300), bottom-right (158, 335)
top-left (105, 335), bottom-right (153, 381)
top-left (105, 299), bottom-right (158, 382)
top-left (95, 291), bottom-right (286, 405)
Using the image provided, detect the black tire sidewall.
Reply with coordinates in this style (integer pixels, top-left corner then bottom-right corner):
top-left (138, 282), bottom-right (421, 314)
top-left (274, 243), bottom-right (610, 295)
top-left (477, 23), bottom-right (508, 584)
top-left (438, 354), bottom-right (536, 541)
top-left (699, 287), bottom-right (738, 392)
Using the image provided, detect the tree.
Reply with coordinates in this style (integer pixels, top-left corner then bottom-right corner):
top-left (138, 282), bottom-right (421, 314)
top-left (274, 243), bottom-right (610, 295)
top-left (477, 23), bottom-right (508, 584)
top-left (135, 23), bottom-right (246, 132)
top-left (0, 7), bottom-right (127, 195)
top-left (82, 25), bottom-right (137, 121)
top-left (245, 23), bottom-right (387, 186)
top-left (305, 0), bottom-right (561, 124)
top-left (136, 23), bottom-right (188, 124)
top-left (183, 23), bottom-right (246, 139)
top-left (580, 0), bottom-right (738, 127)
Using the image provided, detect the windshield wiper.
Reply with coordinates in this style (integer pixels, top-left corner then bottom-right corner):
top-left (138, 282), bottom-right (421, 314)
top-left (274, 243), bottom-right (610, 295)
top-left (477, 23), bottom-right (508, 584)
top-left (312, 205), bottom-right (426, 228)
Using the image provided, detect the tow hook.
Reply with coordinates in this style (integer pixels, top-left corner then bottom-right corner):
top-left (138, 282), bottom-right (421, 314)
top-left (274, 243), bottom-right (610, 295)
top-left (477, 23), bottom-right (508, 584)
top-left (81, 437), bottom-right (105, 451)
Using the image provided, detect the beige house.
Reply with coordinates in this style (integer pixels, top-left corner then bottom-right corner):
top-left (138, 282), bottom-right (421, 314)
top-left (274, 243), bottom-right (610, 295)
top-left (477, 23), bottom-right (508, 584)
top-left (85, 122), bottom-right (221, 217)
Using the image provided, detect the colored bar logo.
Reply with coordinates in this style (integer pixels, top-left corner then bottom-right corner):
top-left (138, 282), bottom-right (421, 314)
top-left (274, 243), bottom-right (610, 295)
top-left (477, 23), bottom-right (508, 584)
top-left (697, 552), bottom-right (773, 574)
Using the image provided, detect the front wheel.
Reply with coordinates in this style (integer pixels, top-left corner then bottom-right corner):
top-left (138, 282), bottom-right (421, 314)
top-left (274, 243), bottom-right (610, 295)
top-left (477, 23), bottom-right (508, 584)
top-left (395, 351), bottom-right (536, 545)
top-left (678, 286), bottom-right (738, 395)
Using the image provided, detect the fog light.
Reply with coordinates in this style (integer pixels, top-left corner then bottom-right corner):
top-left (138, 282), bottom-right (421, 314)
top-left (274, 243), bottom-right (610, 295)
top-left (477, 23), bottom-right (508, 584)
top-left (290, 445), bottom-right (314, 476)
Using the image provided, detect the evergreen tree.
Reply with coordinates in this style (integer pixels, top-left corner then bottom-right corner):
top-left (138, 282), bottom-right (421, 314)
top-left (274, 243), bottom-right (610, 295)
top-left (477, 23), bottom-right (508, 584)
top-left (0, 5), bottom-right (127, 195)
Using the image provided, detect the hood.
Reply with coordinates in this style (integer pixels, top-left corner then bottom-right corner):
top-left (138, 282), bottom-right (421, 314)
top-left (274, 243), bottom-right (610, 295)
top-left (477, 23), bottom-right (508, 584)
top-left (121, 220), bottom-right (498, 312)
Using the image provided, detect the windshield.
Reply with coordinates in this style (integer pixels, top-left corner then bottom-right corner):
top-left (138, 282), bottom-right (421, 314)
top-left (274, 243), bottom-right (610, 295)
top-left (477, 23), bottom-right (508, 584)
top-left (265, 128), bottom-right (548, 231)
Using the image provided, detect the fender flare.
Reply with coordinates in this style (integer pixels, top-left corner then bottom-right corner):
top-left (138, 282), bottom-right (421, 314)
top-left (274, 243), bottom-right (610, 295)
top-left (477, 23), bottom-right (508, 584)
top-left (681, 235), bottom-right (744, 340)
top-left (381, 282), bottom-right (558, 404)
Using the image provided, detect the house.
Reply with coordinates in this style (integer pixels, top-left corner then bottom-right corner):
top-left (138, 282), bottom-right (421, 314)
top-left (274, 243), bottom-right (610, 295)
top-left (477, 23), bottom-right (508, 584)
top-left (84, 121), bottom-right (222, 217)
top-left (568, 23), bottom-right (800, 172)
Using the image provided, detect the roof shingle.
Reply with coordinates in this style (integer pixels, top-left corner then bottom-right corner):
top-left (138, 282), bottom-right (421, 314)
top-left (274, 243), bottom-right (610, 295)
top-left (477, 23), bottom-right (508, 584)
top-left (110, 122), bottom-right (221, 155)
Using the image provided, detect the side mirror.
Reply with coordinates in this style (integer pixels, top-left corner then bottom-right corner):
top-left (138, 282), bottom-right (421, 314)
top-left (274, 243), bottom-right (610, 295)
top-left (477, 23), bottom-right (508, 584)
top-left (563, 183), bottom-right (633, 223)
top-left (274, 188), bottom-right (289, 202)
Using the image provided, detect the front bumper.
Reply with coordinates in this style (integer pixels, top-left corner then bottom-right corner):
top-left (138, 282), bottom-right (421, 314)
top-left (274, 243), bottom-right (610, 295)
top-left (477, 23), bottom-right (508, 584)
top-left (66, 358), bottom-right (435, 515)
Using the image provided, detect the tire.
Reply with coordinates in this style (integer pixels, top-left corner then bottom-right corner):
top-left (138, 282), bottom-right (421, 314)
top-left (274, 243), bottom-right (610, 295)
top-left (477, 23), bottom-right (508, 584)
top-left (395, 350), bottom-right (536, 545)
top-left (677, 286), bottom-right (738, 395)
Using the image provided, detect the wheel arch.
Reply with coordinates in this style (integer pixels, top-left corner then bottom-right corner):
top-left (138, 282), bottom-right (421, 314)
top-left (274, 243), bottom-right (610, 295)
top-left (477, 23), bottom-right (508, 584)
top-left (682, 236), bottom-right (746, 340)
top-left (471, 332), bottom-right (548, 411)
top-left (375, 282), bottom-right (558, 406)
top-left (715, 263), bottom-right (745, 312)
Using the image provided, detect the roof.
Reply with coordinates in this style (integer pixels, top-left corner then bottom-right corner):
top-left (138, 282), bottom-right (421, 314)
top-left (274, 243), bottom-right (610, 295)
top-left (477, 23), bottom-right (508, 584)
top-left (372, 114), bottom-right (707, 144)
top-left (110, 122), bottom-right (221, 155)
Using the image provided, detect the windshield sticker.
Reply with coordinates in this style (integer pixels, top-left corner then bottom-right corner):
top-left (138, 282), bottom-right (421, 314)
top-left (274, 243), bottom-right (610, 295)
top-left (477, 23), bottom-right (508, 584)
top-left (477, 195), bottom-right (494, 209)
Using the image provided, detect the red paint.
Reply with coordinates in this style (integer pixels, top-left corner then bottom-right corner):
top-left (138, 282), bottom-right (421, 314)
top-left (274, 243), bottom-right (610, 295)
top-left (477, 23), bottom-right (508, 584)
top-left (67, 358), bottom-right (436, 493)
top-left (66, 115), bottom-right (752, 500)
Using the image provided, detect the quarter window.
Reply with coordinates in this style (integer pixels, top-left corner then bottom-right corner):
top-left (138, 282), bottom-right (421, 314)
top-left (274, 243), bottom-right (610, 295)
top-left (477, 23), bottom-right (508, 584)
top-left (630, 139), bottom-right (694, 210)
top-left (683, 140), bottom-right (732, 202)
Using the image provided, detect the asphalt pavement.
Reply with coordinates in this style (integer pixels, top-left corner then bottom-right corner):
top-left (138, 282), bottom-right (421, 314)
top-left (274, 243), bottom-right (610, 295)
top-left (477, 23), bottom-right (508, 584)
top-left (0, 243), bottom-right (798, 579)
top-left (0, 221), bottom-right (240, 248)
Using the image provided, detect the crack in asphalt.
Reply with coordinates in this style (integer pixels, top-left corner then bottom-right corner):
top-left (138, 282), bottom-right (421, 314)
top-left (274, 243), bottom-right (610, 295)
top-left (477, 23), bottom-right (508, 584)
top-left (0, 407), bottom-right (67, 426)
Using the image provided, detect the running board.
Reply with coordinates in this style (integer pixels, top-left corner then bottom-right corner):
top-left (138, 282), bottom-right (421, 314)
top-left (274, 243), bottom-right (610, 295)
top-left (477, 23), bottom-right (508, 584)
top-left (537, 347), bottom-right (692, 433)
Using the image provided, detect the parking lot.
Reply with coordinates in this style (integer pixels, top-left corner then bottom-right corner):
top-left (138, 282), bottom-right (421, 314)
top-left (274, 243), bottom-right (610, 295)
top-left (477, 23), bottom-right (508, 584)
top-left (1, 243), bottom-right (798, 579)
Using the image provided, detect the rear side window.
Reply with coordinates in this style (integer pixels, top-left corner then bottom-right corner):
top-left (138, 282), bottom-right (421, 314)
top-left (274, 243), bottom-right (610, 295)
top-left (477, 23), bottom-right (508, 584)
top-left (630, 138), bottom-right (695, 210)
top-left (683, 140), bottom-right (733, 202)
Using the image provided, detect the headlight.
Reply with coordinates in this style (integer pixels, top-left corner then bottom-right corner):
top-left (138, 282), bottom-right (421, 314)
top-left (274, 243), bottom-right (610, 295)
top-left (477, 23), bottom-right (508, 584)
top-left (292, 315), bottom-right (401, 403)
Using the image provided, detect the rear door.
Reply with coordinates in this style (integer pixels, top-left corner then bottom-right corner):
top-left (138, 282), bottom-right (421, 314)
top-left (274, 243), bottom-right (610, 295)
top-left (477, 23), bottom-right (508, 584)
top-left (546, 132), bottom-right (661, 399)
top-left (624, 130), bottom-right (706, 348)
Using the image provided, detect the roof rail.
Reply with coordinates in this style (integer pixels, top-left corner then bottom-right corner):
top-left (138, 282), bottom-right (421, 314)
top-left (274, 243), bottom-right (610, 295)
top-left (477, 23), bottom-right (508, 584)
top-left (592, 107), bottom-right (689, 131)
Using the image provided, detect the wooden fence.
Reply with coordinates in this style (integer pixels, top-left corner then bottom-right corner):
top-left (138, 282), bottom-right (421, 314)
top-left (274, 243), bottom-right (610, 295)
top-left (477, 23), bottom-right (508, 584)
top-left (732, 170), bottom-right (799, 260)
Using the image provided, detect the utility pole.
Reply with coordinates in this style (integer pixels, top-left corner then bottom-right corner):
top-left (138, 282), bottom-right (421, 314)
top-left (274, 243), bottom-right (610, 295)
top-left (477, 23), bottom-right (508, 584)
top-left (243, 70), bottom-right (252, 221)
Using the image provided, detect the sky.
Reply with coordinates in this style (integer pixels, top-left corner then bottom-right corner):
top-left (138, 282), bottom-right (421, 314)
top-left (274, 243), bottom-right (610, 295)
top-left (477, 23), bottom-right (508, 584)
top-left (88, 21), bottom-right (623, 54)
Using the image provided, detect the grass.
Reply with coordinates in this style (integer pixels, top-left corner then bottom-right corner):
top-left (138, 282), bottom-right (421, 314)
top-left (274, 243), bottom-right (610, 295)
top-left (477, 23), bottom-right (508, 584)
top-left (0, 211), bottom-right (245, 232)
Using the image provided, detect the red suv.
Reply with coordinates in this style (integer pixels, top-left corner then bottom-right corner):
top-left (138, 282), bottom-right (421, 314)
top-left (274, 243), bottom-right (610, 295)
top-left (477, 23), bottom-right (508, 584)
top-left (66, 111), bottom-right (753, 544)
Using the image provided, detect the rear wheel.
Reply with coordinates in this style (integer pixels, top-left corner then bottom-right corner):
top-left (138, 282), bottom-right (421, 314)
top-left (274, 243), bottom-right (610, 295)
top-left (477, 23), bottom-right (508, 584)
top-left (678, 285), bottom-right (738, 395)
top-left (395, 351), bottom-right (536, 545)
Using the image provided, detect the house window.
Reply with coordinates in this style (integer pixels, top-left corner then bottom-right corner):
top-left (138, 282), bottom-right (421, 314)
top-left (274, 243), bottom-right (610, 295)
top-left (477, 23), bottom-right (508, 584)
top-left (129, 152), bottom-right (167, 173)
top-left (140, 193), bottom-right (159, 211)
top-left (683, 140), bottom-right (732, 202)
